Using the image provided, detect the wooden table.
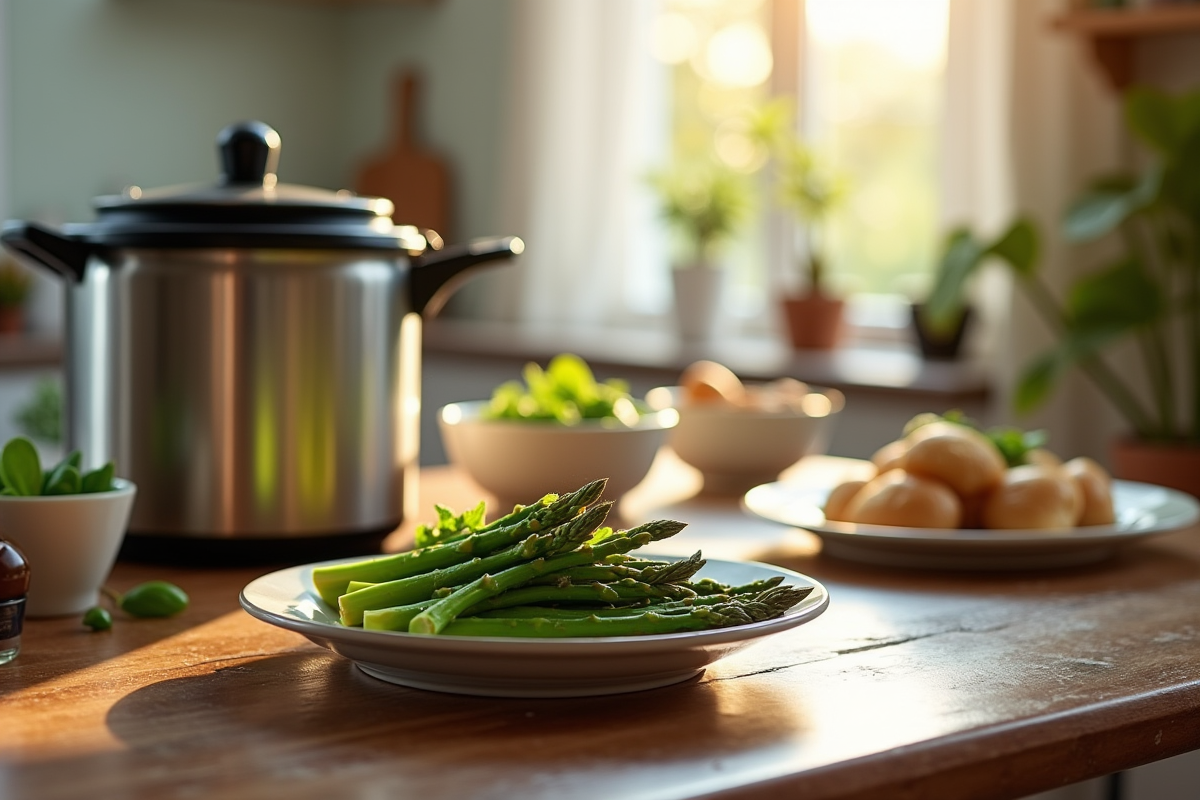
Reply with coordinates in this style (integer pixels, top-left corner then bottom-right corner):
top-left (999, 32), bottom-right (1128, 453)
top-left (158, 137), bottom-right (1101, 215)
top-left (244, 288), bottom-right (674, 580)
top-left (3, 454), bottom-right (1199, 800)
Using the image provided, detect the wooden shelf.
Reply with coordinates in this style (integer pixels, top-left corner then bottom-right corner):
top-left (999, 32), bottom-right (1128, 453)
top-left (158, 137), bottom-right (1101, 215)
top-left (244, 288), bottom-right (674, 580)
top-left (1054, 4), bottom-right (1200, 36)
top-left (1052, 4), bottom-right (1200, 90)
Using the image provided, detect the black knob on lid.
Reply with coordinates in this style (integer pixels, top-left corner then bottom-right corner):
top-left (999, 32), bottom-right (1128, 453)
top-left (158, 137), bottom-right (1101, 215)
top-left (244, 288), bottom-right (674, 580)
top-left (217, 121), bottom-right (281, 186)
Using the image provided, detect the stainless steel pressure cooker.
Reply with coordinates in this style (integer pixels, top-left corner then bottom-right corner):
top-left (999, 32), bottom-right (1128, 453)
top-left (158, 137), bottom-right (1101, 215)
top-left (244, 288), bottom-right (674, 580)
top-left (2, 121), bottom-right (521, 561)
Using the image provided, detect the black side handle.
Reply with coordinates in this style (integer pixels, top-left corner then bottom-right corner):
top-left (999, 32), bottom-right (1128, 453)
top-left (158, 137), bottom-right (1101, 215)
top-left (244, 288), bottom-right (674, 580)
top-left (411, 235), bottom-right (524, 316)
top-left (0, 221), bottom-right (91, 283)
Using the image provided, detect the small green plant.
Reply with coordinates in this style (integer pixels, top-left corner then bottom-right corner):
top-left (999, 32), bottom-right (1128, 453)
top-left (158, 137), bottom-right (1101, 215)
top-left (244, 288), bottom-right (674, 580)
top-left (646, 161), bottom-right (752, 267)
top-left (483, 353), bottom-right (647, 426)
top-left (749, 100), bottom-right (849, 296)
top-left (923, 220), bottom-right (1038, 338)
top-left (0, 436), bottom-right (116, 496)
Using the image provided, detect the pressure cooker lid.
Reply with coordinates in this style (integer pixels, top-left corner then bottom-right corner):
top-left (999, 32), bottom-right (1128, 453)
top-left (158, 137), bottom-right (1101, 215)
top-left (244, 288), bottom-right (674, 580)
top-left (80, 121), bottom-right (427, 250)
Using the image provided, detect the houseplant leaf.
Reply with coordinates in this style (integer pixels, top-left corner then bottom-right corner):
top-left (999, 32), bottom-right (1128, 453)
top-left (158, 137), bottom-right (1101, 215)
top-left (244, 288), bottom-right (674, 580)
top-left (1014, 350), bottom-right (1065, 416)
top-left (1065, 258), bottom-right (1162, 332)
top-left (923, 228), bottom-right (983, 331)
top-left (985, 218), bottom-right (1039, 276)
top-left (1062, 171), bottom-right (1159, 242)
top-left (1125, 86), bottom-right (1200, 157)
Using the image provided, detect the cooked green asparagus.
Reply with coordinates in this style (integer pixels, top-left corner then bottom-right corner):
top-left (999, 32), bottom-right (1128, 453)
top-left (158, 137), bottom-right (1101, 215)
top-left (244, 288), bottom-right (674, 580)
top-left (313, 478), bottom-right (607, 605)
top-left (338, 500), bottom-right (613, 626)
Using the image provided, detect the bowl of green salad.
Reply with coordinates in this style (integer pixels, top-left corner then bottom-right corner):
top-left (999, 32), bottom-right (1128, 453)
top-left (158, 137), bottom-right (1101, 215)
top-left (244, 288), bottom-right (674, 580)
top-left (439, 354), bottom-right (678, 512)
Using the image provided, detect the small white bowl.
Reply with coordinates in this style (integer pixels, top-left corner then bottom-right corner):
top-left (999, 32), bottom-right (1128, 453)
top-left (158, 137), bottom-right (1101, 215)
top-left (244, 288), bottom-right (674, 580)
top-left (0, 479), bottom-right (137, 617)
top-left (648, 385), bottom-right (845, 495)
top-left (438, 401), bottom-right (678, 511)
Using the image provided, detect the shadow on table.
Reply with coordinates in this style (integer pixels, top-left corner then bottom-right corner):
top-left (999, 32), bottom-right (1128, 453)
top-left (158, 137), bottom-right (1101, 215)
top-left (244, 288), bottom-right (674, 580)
top-left (95, 651), bottom-right (810, 787)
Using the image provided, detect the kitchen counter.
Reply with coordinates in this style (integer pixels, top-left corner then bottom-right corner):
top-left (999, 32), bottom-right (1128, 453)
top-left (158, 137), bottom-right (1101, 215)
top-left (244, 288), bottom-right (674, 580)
top-left (3, 453), bottom-right (1199, 800)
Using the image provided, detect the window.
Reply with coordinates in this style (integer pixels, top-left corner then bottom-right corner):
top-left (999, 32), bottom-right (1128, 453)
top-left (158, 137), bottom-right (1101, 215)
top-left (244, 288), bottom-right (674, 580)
top-left (648, 0), bottom-right (950, 336)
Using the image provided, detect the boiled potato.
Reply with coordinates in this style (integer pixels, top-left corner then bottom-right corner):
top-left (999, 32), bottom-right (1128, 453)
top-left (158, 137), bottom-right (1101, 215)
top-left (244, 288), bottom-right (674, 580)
top-left (903, 421), bottom-right (1006, 498)
top-left (870, 439), bottom-right (909, 475)
top-left (981, 465), bottom-right (1083, 529)
top-left (843, 469), bottom-right (963, 529)
top-left (824, 479), bottom-right (867, 523)
top-left (1063, 457), bottom-right (1116, 526)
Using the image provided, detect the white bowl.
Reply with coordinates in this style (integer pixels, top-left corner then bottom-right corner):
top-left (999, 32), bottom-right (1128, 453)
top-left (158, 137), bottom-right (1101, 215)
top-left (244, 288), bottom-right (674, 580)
top-left (648, 385), bottom-right (845, 495)
top-left (0, 479), bottom-right (137, 617)
top-left (438, 401), bottom-right (678, 511)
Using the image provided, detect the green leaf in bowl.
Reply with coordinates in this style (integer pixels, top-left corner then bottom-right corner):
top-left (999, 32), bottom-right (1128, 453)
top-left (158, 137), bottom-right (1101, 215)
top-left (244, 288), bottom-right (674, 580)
top-left (0, 436), bottom-right (44, 496)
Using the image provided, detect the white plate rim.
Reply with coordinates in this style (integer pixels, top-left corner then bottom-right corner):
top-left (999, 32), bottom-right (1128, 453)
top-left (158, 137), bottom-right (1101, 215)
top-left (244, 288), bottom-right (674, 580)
top-left (743, 478), bottom-right (1200, 547)
top-left (239, 555), bottom-right (830, 657)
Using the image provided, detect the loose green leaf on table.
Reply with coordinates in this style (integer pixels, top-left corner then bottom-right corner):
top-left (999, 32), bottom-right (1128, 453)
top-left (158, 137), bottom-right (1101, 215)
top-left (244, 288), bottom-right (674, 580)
top-left (117, 581), bottom-right (190, 618)
top-left (82, 606), bottom-right (113, 632)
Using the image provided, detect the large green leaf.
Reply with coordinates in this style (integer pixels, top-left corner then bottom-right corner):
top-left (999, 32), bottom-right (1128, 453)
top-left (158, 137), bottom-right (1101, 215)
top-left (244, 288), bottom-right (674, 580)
top-left (986, 218), bottom-right (1039, 276)
top-left (1066, 258), bottom-right (1163, 331)
top-left (1125, 86), bottom-right (1200, 156)
top-left (1014, 350), bottom-right (1065, 415)
top-left (0, 437), bottom-right (44, 496)
top-left (923, 227), bottom-right (983, 328)
top-left (1062, 169), bottom-right (1159, 242)
top-left (1126, 87), bottom-right (1200, 223)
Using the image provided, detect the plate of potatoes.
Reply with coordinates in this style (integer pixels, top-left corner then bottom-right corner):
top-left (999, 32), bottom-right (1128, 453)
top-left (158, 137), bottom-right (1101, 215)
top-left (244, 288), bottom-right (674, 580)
top-left (743, 416), bottom-right (1200, 570)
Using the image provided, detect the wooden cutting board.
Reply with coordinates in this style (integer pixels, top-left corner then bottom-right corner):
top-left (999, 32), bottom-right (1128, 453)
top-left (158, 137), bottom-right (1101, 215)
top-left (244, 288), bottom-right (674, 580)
top-left (356, 70), bottom-right (453, 241)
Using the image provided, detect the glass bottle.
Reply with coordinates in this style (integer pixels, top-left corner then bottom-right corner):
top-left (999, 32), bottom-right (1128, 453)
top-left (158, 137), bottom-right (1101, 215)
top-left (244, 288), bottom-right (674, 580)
top-left (0, 539), bottom-right (31, 665)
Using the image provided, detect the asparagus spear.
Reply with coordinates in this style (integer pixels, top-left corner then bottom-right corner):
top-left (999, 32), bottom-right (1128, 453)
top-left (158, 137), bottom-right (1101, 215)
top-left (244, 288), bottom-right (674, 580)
top-left (528, 551), bottom-right (707, 588)
top-left (339, 501), bottom-right (613, 626)
top-left (313, 478), bottom-right (608, 606)
top-left (361, 597), bottom-right (437, 631)
top-left (407, 518), bottom-right (687, 634)
top-left (362, 578), bottom-right (686, 632)
top-left (361, 576), bottom-right (815, 631)
top-left (434, 586), bottom-right (812, 638)
top-left (683, 575), bottom-right (786, 596)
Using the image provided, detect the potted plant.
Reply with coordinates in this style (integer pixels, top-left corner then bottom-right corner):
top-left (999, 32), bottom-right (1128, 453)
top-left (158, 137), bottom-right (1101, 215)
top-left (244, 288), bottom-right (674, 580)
top-left (750, 103), bottom-right (850, 349)
top-left (647, 161), bottom-right (752, 341)
top-left (917, 222), bottom-right (1035, 360)
top-left (924, 86), bottom-right (1200, 496)
top-left (0, 256), bottom-right (32, 334)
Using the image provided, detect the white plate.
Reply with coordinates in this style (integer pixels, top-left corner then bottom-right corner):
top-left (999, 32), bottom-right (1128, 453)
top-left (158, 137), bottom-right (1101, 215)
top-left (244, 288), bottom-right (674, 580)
top-left (743, 479), bottom-right (1200, 571)
top-left (240, 557), bottom-right (829, 698)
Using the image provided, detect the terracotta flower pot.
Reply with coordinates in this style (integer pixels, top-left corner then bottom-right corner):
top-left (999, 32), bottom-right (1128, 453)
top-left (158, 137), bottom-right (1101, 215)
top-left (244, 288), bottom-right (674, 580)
top-left (0, 306), bottom-right (23, 334)
top-left (1110, 436), bottom-right (1200, 499)
top-left (782, 294), bottom-right (844, 350)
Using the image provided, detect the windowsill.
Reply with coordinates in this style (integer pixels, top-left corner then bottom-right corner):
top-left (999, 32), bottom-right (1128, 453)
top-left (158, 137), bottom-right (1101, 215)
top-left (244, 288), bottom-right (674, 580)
top-left (422, 317), bottom-right (990, 401)
top-left (0, 332), bottom-right (64, 370)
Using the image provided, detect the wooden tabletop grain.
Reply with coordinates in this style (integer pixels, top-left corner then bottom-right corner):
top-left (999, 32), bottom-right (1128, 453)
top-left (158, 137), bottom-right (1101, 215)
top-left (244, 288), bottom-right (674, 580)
top-left (3, 453), bottom-right (1199, 800)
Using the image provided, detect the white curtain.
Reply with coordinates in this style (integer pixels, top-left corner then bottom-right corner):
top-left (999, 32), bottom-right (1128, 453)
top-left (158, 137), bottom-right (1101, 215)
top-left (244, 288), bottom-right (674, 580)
top-left (469, 0), bottom-right (668, 328)
top-left (1004, 0), bottom-right (1126, 463)
top-left (938, 0), bottom-right (1016, 367)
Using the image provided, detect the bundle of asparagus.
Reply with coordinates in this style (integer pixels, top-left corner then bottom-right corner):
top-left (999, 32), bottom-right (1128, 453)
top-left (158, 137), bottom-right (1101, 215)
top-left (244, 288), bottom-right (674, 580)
top-left (312, 478), bottom-right (814, 638)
